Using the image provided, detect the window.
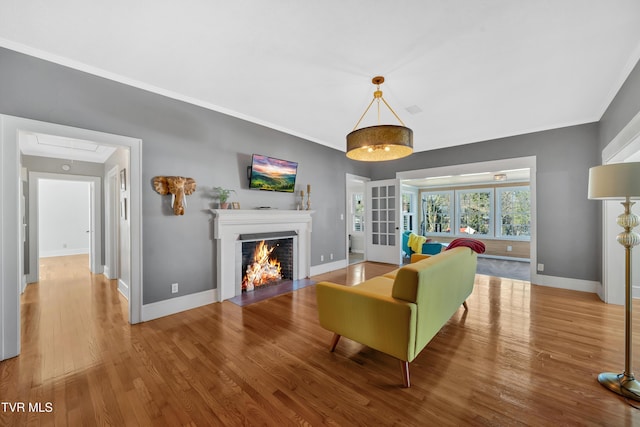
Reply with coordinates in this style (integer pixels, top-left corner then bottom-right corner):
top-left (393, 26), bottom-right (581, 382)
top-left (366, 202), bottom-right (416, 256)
top-left (401, 192), bottom-right (415, 232)
top-left (457, 189), bottom-right (493, 235)
top-left (497, 186), bottom-right (530, 238)
top-left (420, 185), bottom-right (530, 240)
top-left (421, 191), bottom-right (453, 234)
top-left (352, 192), bottom-right (364, 232)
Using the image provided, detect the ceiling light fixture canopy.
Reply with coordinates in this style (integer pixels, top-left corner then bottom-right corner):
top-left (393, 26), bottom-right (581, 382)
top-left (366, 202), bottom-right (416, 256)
top-left (346, 76), bottom-right (413, 162)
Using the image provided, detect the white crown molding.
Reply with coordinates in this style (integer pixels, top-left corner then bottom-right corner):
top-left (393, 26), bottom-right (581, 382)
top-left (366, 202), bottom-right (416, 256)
top-left (602, 109), bottom-right (640, 163)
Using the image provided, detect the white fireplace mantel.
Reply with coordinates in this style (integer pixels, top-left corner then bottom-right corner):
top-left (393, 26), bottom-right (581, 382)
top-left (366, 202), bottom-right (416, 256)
top-left (211, 209), bottom-right (314, 301)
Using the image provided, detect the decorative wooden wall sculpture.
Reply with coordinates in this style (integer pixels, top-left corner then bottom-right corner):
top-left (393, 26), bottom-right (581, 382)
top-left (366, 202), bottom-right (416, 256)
top-left (153, 176), bottom-right (197, 215)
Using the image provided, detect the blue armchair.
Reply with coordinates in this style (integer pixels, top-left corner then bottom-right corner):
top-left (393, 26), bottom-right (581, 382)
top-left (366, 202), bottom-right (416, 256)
top-left (402, 231), bottom-right (445, 256)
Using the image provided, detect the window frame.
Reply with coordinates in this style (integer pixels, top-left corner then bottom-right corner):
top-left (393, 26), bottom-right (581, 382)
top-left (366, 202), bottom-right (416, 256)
top-left (351, 192), bottom-right (364, 233)
top-left (419, 184), bottom-right (531, 242)
top-left (420, 190), bottom-right (454, 236)
top-left (401, 191), bottom-right (416, 233)
top-left (456, 188), bottom-right (494, 237)
top-left (495, 185), bottom-right (531, 241)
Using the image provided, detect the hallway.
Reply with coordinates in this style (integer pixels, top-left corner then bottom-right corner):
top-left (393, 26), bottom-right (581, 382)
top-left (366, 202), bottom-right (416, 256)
top-left (19, 255), bottom-right (126, 385)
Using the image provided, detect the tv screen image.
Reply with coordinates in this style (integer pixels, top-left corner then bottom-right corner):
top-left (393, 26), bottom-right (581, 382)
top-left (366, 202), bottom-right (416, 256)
top-left (249, 154), bottom-right (298, 192)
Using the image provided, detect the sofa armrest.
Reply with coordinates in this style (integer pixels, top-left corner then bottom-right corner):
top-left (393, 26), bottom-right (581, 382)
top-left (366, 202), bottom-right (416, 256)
top-left (316, 281), bottom-right (417, 362)
top-left (410, 253), bottom-right (431, 263)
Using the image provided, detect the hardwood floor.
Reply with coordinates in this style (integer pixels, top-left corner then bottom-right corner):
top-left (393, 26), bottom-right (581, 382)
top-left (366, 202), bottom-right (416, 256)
top-left (2, 255), bottom-right (640, 425)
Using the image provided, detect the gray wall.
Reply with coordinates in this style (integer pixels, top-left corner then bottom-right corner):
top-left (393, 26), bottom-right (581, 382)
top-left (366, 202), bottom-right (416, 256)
top-left (599, 58), bottom-right (640, 151)
top-left (5, 44), bottom-right (639, 299)
top-left (0, 47), bottom-right (369, 304)
top-left (370, 123), bottom-right (601, 282)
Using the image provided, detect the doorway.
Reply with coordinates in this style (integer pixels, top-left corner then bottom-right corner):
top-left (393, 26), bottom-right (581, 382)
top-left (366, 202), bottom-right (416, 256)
top-left (396, 156), bottom-right (537, 278)
top-left (0, 114), bottom-right (143, 361)
top-left (27, 173), bottom-right (102, 284)
top-left (346, 174), bottom-right (369, 264)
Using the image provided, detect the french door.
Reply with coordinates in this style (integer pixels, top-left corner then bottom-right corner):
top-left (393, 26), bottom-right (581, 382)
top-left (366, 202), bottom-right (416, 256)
top-left (365, 179), bottom-right (402, 265)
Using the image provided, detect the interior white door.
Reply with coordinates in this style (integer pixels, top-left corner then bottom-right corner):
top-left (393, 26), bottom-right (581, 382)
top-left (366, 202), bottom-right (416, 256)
top-left (366, 179), bottom-right (402, 265)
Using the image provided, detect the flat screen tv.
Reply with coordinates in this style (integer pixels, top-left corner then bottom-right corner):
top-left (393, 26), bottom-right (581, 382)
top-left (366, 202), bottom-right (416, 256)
top-left (248, 154), bottom-right (298, 193)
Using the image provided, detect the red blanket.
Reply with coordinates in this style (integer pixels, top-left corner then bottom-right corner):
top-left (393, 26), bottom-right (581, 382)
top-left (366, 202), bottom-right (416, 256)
top-left (446, 238), bottom-right (486, 254)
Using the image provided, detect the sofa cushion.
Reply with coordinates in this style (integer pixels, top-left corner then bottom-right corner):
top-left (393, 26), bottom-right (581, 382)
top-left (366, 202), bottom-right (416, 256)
top-left (391, 248), bottom-right (474, 304)
top-left (390, 256), bottom-right (437, 302)
top-left (391, 263), bottom-right (422, 303)
top-left (384, 254), bottom-right (434, 282)
top-left (356, 276), bottom-right (395, 297)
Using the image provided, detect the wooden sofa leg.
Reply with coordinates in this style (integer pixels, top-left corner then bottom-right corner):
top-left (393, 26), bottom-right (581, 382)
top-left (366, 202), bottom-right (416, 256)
top-left (400, 361), bottom-right (411, 388)
top-left (329, 334), bottom-right (341, 352)
top-left (463, 301), bottom-right (469, 311)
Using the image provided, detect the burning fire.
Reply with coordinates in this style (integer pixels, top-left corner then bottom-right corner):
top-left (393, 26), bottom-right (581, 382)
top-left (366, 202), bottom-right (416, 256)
top-left (242, 240), bottom-right (282, 291)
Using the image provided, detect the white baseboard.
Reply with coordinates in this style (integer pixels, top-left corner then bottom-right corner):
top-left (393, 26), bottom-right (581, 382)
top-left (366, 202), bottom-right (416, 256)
top-left (104, 265), bottom-right (114, 280)
top-left (40, 248), bottom-right (89, 258)
top-left (142, 289), bottom-right (218, 322)
top-left (310, 259), bottom-right (348, 276)
top-left (118, 279), bottom-right (129, 300)
top-left (531, 273), bottom-right (600, 294)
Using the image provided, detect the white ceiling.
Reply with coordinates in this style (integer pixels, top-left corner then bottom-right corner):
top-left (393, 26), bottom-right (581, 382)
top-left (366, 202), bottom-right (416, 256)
top-left (2, 1), bottom-right (640, 156)
top-left (20, 132), bottom-right (117, 163)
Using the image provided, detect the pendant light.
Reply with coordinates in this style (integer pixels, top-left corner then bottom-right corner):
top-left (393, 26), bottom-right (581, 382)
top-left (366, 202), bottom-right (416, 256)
top-left (346, 76), bottom-right (413, 161)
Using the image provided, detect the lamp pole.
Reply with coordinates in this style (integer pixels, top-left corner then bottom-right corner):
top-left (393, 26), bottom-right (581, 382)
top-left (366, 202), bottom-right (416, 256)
top-left (598, 197), bottom-right (640, 400)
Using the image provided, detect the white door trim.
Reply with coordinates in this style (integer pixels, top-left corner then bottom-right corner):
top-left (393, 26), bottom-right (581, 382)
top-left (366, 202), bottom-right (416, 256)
top-left (104, 166), bottom-right (120, 280)
top-left (601, 109), bottom-right (640, 304)
top-left (1, 114), bottom-right (143, 361)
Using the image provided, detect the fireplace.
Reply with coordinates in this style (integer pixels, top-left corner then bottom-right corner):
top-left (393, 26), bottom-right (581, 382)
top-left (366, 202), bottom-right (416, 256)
top-left (212, 209), bottom-right (313, 301)
top-left (239, 232), bottom-right (297, 292)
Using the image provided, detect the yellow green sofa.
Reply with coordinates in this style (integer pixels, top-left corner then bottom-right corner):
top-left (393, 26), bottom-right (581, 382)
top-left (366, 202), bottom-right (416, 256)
top-left (315, 246), bottom-right (477, 387)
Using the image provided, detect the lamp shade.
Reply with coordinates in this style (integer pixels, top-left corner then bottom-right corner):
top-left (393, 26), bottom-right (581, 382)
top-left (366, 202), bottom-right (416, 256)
top-left (588, 162), bottom-right (640, 200)
top-left (346, 125), bottom-right (413, 161)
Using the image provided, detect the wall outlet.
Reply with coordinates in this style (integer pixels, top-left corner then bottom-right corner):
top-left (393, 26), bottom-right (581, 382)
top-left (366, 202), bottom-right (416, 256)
top-left (320, 255), bottom-right (324, 262)
top-left (171, 283), bottom-right (179, 294)
top-left (340, 214), bottom-right (344, 220)
top-left (537, 264), bottom-right (544, 272)
top-left (330, 253), bottom-right (334, 260)
top-left (506, 245), bottom-right (513, 252)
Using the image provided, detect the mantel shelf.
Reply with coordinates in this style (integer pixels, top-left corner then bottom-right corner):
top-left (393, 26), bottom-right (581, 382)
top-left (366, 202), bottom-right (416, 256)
top-left (210, 209), bottom-right (315, 215)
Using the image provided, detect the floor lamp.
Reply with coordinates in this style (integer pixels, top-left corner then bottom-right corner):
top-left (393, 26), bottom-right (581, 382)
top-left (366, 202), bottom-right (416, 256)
top-left (588, 162), bottom-right (640, 401)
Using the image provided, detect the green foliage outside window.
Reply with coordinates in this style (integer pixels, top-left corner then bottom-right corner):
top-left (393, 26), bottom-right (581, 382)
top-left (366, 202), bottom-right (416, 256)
top-left (420, 186), bottom-right (530, 239)
top-left (499, 188), bottom-right (530, 236)
top-left (421, 192), bottom-right (452, 234)
top-left (459, 191), bottom-right (491, 235)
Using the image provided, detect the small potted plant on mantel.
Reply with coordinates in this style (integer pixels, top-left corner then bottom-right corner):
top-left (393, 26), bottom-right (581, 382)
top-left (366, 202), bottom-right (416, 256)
top-left (214, 187), bottom-right (235, 209)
